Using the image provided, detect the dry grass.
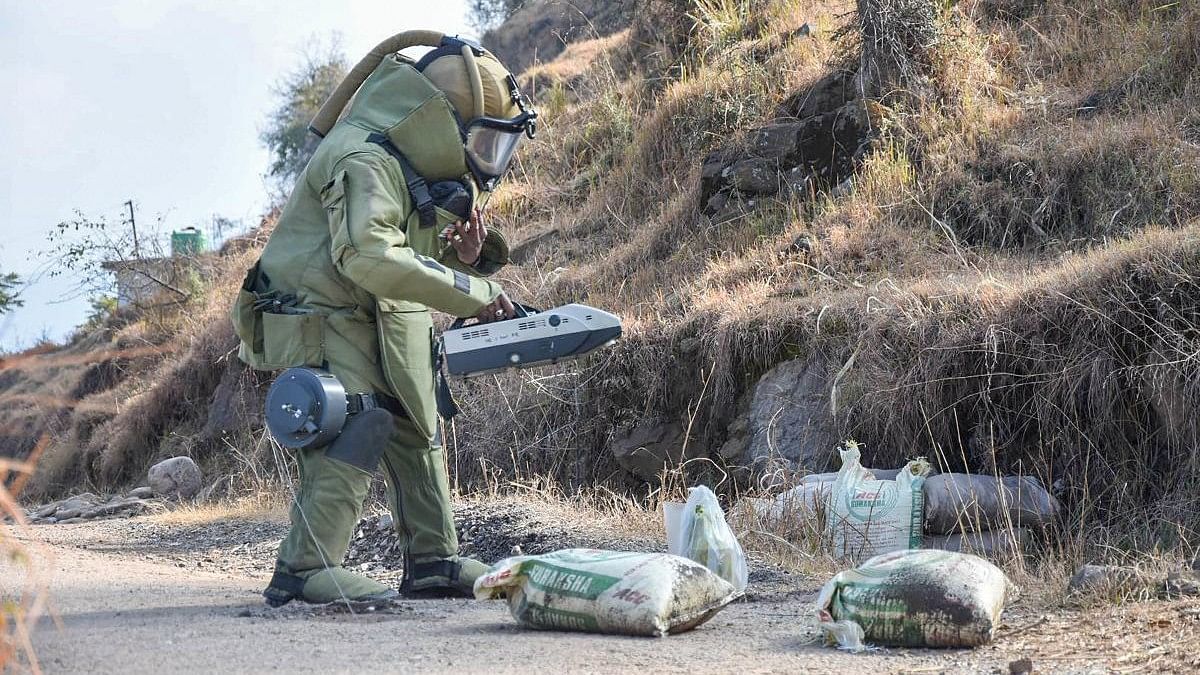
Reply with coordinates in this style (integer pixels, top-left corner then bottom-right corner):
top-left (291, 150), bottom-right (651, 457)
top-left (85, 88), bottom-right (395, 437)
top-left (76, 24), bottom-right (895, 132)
top-left (152, 491), bottom-right (289, 527)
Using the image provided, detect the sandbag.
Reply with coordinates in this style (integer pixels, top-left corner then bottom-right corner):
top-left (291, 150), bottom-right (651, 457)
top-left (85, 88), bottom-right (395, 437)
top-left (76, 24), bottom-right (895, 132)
top-left (924, 527), bottom-right (1030, 557)
top-left (923, 474), bottom-right (1059, 535)
top-left (826, 442), bottom-right (930, 558)
top-left (676, 486), bottom-right (748, 592)
top-left (748, 481), bottom-right (833, 521)
top-left (473, 549), bottom-right (739, 637)
top-left (801, 467), bottom-right (903, 485)
top-left (817, 549), bottom-right (1009, 650)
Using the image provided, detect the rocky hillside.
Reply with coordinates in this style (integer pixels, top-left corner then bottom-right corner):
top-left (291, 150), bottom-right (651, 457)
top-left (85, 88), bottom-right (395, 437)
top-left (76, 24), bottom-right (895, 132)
top-left (4, 0), bottom-right (1198, 560)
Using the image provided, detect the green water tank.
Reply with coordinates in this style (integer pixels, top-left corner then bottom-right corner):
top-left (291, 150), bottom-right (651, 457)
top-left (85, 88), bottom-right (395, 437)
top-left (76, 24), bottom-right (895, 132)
top-left (171, 227), bottom-right (208, 256)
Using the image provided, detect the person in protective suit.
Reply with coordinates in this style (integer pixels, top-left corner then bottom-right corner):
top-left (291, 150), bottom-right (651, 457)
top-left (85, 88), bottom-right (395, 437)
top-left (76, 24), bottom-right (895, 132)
top-left (230, 31), bottom-right (537, 604)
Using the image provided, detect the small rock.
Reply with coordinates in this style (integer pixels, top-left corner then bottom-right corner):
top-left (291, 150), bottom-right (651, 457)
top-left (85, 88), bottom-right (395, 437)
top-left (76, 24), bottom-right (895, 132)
top-left (1008, 657), bottom-right (1033, 675)
top-left (58, 495), bottom-right (98, 513)
top-left (148, 456), bottom-right (203, 500)
top-left (1163, 570), bottom-right (1200, 598)
top-left (1068, 564), bottom-right (1154, 596)
top-left (128, 486), bottom-right (155, 499)
top-left (54, 507), bottom-right (83, 520)
top-left (788, 234), bottom-right (813, 254)
top-left (703, 190), bottom-right (730, 215)
top-left (92, 500), bottom-right (147, 518)
top-left (831, 178), bottom-right (854, 198)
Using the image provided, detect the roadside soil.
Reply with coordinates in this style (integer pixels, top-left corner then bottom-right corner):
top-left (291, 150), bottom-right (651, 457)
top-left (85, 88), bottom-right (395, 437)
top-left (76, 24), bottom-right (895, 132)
top-left (3, 500), bottom-right (1198, 674)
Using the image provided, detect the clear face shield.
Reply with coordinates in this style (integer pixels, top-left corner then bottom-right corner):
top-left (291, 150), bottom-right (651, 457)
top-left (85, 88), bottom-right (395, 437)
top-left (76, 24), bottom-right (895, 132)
top-left (462, 75), bottom-right (537, 191)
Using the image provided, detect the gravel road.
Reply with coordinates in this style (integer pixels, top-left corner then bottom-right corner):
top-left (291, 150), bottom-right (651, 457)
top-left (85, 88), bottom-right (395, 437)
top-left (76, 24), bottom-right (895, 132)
top-left (4, 511), bottom-right (1197, 673)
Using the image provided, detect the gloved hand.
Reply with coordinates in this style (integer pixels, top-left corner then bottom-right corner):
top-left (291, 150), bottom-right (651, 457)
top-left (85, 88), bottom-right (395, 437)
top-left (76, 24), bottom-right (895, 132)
top-left (477, 291), bottom-right (516, 323)
top-left (443, 207), bottom-right (488, 266)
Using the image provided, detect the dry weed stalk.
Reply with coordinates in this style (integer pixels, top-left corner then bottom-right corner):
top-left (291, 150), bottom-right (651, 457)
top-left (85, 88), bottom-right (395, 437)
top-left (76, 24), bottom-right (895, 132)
top-left (0, 434), bottom-right (49, 674)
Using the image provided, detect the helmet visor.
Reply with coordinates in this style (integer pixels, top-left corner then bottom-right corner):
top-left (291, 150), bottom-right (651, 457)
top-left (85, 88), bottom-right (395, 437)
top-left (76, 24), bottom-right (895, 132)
top-left (465, 122), bottom-right (526, 181)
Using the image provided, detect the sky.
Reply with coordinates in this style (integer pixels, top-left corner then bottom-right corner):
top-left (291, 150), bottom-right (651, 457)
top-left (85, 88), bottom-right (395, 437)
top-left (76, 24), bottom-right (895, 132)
top-left (0, 0), bottom-right (474, 351)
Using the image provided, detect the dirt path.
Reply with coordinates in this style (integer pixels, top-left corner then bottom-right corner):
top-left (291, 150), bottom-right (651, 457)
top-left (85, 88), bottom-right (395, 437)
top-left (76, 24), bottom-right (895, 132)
top-left (4, 513), bottom-right (1197, 674)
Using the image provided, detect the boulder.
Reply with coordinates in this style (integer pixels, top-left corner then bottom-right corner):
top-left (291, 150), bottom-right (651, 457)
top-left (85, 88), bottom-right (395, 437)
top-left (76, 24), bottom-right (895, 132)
top-left (752, 123), bottom-right (805, 164)
top-left (610, 423), bottom-right (700, 482)
top-left (148, 456), bottom-right (203, 500)
top-left (725, 158), bottom-right (779, 195)
top-left (719, 358), bottom-right (837, 473)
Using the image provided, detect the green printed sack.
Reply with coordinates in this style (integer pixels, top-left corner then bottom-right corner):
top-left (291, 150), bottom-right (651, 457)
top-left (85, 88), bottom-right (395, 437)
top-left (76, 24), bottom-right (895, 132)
top-left (826, 441), bottom-right (930, 558)
top-left (817, 549), bottom-right (1009, 650)
top-left (474, 549), bottom-right (739, 637)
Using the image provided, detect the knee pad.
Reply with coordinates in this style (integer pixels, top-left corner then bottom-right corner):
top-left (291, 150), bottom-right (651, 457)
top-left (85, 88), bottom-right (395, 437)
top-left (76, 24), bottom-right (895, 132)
top-left (325, 408), bottom-right (394, 472)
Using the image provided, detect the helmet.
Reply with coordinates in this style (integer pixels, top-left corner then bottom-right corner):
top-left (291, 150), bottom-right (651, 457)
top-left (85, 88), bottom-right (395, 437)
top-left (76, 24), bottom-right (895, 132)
top-left (309, 32), bottom-right (537, 189)
top-left (416, 38), bottom-right (537, 190)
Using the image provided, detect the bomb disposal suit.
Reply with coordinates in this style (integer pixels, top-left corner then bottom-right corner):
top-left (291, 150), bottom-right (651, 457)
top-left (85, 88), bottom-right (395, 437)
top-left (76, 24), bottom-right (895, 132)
top-left (230, 31), bottom-right (536, 604)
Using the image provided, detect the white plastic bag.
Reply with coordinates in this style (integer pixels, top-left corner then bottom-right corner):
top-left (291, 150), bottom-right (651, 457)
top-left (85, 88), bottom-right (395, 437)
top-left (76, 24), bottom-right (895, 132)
top-left (672, 486), bottom-right (748, 592)
top-left (826, 441), bottom-right (930, 558)
top-left (473, 549), bottom-right (738, 637)
top-left (817, 549), bottom-right (1009, 649)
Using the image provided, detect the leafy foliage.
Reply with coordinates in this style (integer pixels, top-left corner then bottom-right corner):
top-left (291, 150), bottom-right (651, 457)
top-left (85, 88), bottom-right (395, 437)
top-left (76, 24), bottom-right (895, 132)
top-left (85, 294), bottom-right (118, 329)
top-left (260, 39), bottom-right (347, 194)
top-left (0, 272), bottom-right (21, 315)
top-left (467, 0), bottom-right (526, 33)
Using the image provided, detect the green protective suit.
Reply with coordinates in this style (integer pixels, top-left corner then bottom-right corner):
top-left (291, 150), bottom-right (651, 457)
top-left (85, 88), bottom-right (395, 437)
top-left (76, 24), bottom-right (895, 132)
top-left (231, 55), bottom-right (507, 601)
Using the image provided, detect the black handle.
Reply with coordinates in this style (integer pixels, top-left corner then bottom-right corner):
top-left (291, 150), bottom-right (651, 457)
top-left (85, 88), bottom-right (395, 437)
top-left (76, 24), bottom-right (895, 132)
top-left (449, 301), bottom-right (539, 330)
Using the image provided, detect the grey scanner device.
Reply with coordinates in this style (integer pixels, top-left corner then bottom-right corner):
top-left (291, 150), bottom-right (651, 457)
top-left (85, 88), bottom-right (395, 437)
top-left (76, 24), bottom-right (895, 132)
top-left (441, 303), bottom-right (622, 377)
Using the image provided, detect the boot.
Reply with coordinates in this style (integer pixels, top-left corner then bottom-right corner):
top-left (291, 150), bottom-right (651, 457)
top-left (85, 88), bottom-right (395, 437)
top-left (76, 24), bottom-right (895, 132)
top-left (264, 561), bottom-right (398, 607)
top-left (400, 554), bottom-right (491, 598)
top-left (268, 448), bottom-right (388, 606)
